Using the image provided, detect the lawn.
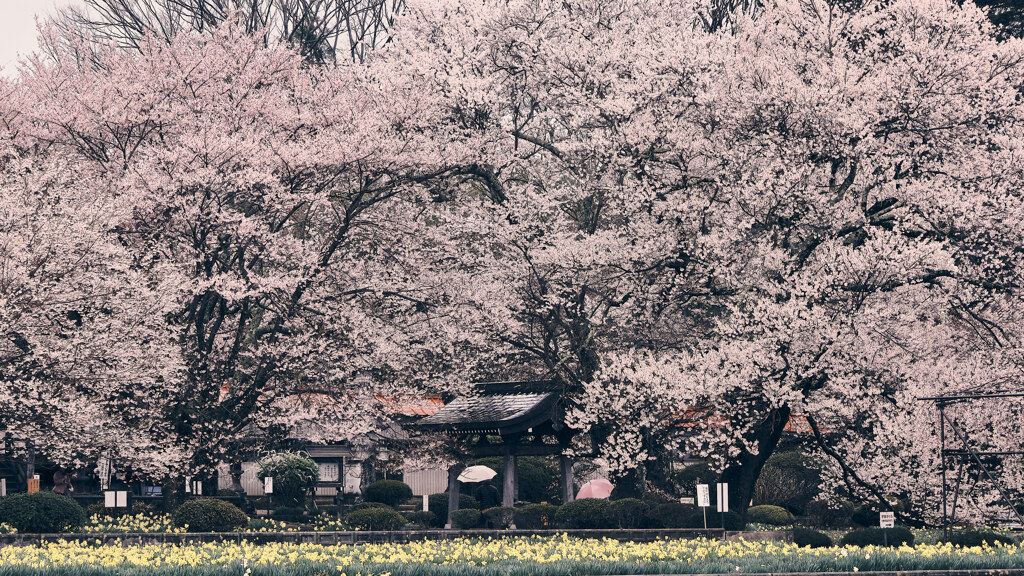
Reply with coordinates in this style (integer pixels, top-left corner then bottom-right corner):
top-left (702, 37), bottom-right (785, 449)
top-left (1, 536), bottom-right (1024, 576)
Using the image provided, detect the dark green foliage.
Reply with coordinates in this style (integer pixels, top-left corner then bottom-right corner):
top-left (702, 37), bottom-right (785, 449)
top-left (644, 502), bottom-right (695, 528)
top-left (471, 456), bottom-right (560, 503)
top-left (747, 504), bottom-right (795, 526)
top-left (362, 480), bottom-right (413, 508)
top-left (851, 504), bottom-right (882, 528)
top-left (426, 493), bottom-right (479, 528)
top-left (804, 500), bottom-right (855, 528)
top-left (345, 507), bottom-right (407, 531)
top-left (403, 510), bottom-right (436, 528)
top-left (271, 506), bottom-right (307, 522)
top-left (256, 452), bottom-right (319, 507)
top-left (84, 501), bottom-right (158, 518)
top-left (352, 501), bottom-right (393, 511)
top-left (793, 527), bottom-right (834, 548)
top-left (482, 507), bottom-right (515, 529)
top-left (450, 509), bottom-right (481, 529)
top-left (752, 451), bottom-right (821, 515)
top-left (687, 510), bottom-right (744, 530)
top-left (672, 462), bottom-right (716, 499)
top-left (607, 498), bottom-right (649, 529)
top-left (514, 503), bottom-right (559, 529)
top-left (172, 498), bottom-right (248, 532)
top-left (0, 491), bottom-right (87, 533)
top-left (841, 527), bottom-right (914, 547)
top-left (554, 498), bottom-right (610, 529)
top-left (944, 530), bottom-right (1015, 547)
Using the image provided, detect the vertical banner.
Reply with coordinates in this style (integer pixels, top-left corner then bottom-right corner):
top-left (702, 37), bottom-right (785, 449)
top-left (264, 476), bottom-right (273, 494)
top-left (0, 478), bottom-right (6, 497)
top-left (184, 476), bottom-right (192, 493)
top-left (717, 483), bottom-right (729, 512)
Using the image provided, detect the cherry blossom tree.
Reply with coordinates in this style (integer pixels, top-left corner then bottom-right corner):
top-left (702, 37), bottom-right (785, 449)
top-left (380, 0), bottom-right (1024, 519)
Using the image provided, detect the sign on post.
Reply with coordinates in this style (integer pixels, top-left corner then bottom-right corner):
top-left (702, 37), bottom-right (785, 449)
top-left (880, 511), bottom-right (895, 528)
top-left (264, 476), bottom-right (274, 494)
top-left (717, 483), bottom-right (729, 513)
top-left (697, 484), bottom-right (710, 508)
top-left (26, 478), bottom-right (39, 494)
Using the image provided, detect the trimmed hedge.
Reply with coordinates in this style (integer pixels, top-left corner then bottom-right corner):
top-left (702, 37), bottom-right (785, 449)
top-left (747, 504), bottom-right (794, 526)
top-left (427, 493), bottom-right (479, 528)
top-left (271, 506), bottom-right (307, 522)
top-left (554, 498), bottom-right (610, 529)
top-left (363, 480), bottom-right (414, 508)
top-left (608, 498), bottom-right (649, 529)
top-left (352, 501), bottom-right (393, 511)
top-left (644, 502), bottom-right (694, 528)
top-left (345, 507), bottom-right (407, 531)
top-left (404, 510), bottom-right (436, 527)
top-left (513, 503), bottom-right (559, 529)
top-left (841, 526), bottom-right (914, 547)
top-left (0, 492), bottom-right (87, 533)
top-left (450, 509), bottom-right (481, 529)
top-left (482, 507), bottom-right (515, 529)
top-left (793, 527), bottom-right (833, 548)
top-left (944, 530), bottom-right (1015, 547)
top-left (173, 498), bottom-right (248, 532)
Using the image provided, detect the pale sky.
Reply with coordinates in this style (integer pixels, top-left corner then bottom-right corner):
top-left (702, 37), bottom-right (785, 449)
top-left (0, 0), bottom-right (75, 75)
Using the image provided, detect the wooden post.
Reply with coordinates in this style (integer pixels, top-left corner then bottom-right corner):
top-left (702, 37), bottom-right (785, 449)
top-left (560, 455), bottom-right (575, 504)
top-left (26, 477), bottom-right (39, 494)
top-left (445, 466), bottom-right (461, 529)
top-left (502, 445), bottom-right (516, 508)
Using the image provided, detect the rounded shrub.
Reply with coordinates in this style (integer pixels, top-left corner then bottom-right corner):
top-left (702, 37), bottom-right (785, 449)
top-left (426, 493), bottom-right (479, 528)
top-left (362, 480), bottom-right (413, 508)
top-left (747, 504), bottom-right (795, 526)
top-left (404, 510), bottom-right (436, 528)
top-left (607, 498), bottom-right (649, 529)
top-left (793, 526), bottom-right (833, 548)
top-left (944, 530), bottom-right (1015, 547)
top-left (514, 503), bottom-right (559, 529)
top-left (351, 501), bottom-right (393, 511)
top-left (450, 508), bottom-right (482, 529)
top-left (0, 492), bottom-right (87, 533)
top-left (482, 506), bottom-right (515, 529)
top-left (644, 502), bottom-right (695, 528)
top-left (172, 498), bottom-right (248, 532)
top-left (270, 506), bottom-right (307, 522)
top-left (345, 507), bottom-right (407, 531)
top-left (841, 526), bottom-right (913, 547)
top-left (256, 451), bottom-right (319, 507)
top-left (554, 498), bottom-right (611, 529)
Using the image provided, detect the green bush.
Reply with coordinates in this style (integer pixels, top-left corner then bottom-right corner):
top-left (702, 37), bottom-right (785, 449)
top-left (362, 480), bottom-right (414, 508)
top-left (85, 501), bottom-right (158, 518)
top-left (804, 500), bottom-right (855, 528)
top-left (644, 502), bottom-right (695, 528)
top-left (345, 507), bottom-right (407, 531)
top-left (752, 450), bottom-right (821, 515)
top-left (841, 527), bottom-right (914, 547)
top-left (607, 498), bottom-right (649, 529)
top-left (747, 504), bottom-right (795, 526)
top-left (351, 501), bottom-right (393, 511)
top-left (427, 493), bottom-right (479, 528)
top-left (672, 462), bottom-right (716, 500)
top-left (404, 510), bottom-right (436, 528)
top-left (944, 530), bottom-right (1015, 547)
top-left (793, 527), bottom-right (833, 548)
top-left (554, 498), bottom-right (610, 529)
top-left (450, 508), bottom-right (481, 529)
top-left (256, 451), bottom-right (319, 507)
top-left (686, 509), bottom-right (744, 530)
top-left (514, 503), bottom-right (559, 529)
top-left (851, 504), bottom-right (883, 528)
top-left (482, 506), bottom-right (515, 529)
top-left (173, 498), bottom-right (248, 532)
top-left (271, 506), bottom-right (307, 521)
top-left (0, 492), bottom-right (87, 533)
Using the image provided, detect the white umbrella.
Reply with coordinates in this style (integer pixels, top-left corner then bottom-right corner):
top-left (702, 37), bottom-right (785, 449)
top-left (458, 465), bottom-right (498, 483)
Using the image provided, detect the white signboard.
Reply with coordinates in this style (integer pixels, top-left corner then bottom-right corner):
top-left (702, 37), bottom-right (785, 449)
top-left (1, 478), bottom-right (6, 497)
top-left (880, 511), bottom-right (895, 528)
top-left (319, 463), bottom-right (339, 483)
top-left (116, 491), bottom-right (128, 508)
top-left (193, 481), bottom-right (202, 496)
top-left (264, 476), bottom-right (273, 494)
top-left (680, 497), bottom-right (695, 505)
top-left (717, 483), bottom-right (729, 513)
top-left (184, 475), bottom-right (192, 493)
top-left (697, 484), bottom-right (711, 508)
top-left (105, 491), bottom-right (116, 508)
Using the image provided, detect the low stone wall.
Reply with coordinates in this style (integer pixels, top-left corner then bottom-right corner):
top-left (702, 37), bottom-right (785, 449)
top-left (0, 528), bottom-right (792, 546)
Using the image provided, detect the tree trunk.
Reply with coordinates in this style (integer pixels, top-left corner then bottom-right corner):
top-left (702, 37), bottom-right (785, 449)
top-left (719, 406), bottom-right (791, 518)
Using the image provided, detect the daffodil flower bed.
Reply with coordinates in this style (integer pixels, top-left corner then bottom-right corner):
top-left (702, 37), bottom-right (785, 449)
top-left (2, 536), bottom-right (1024, 576)
top-left (82, 515), bottom-right (298, 534)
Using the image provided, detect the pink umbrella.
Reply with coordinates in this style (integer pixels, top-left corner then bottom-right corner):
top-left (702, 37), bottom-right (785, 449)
top-left (576, 478), bottom-right (614, 499)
